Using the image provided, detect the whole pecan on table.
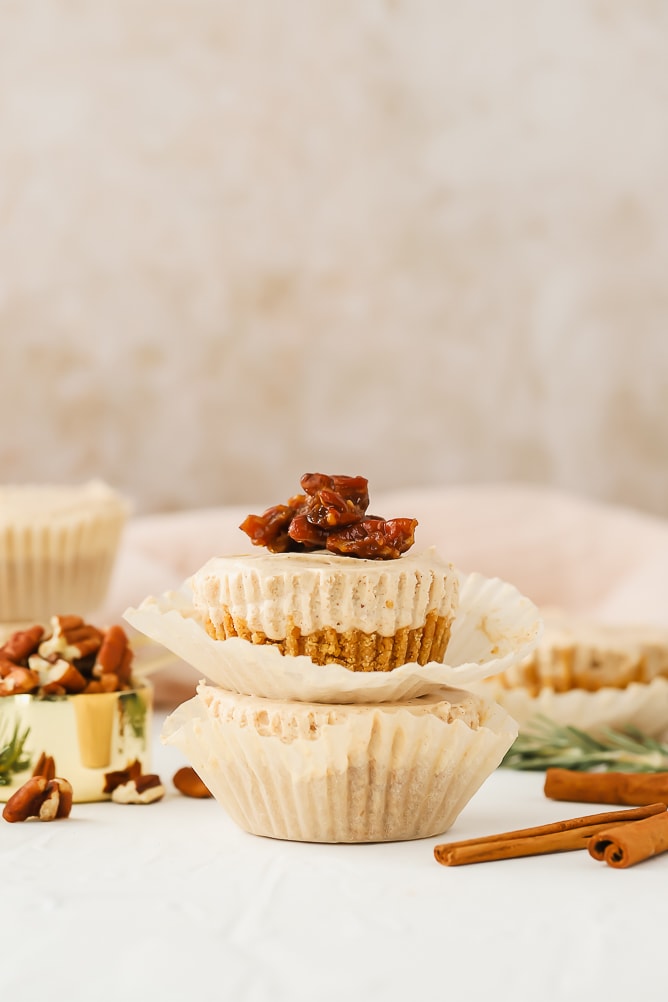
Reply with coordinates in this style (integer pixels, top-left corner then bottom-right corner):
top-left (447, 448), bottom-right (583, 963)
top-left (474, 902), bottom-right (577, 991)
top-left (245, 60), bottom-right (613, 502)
top-left (172, 766), bottom-right (212, 799)
top-left (2, 753), bottom-right (73, 823)
top-left (103, 759), bottom-right (165, 804)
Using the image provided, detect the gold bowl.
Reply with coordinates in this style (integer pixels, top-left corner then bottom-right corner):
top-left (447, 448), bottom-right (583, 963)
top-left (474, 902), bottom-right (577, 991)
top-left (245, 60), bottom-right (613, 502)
top-left (0, 683), bottom-right (153, 803)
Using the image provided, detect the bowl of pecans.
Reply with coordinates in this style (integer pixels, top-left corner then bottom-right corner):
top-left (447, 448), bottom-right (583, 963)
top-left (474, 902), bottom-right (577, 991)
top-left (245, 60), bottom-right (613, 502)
top-left (0, 616), bottom-right (153, 802)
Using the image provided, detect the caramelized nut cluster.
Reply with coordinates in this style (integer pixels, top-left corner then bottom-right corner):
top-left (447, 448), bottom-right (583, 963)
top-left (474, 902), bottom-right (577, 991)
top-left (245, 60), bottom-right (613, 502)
top-left (240, 473), bottom-right (418, 560)
top-left (0, 617), bottom-right (134, 698)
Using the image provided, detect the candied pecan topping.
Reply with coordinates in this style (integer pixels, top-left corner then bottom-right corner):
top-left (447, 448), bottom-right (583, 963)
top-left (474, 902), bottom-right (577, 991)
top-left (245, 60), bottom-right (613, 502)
top-left (286, 513), bottom-right (329, 549)
top-left (239, 501), bottom-right (305, 553)
top-left (299, 473), bottom-right (370, 510)
top-left (326, 517), bottom-right (418, 559)
top-left (239, 474), bottom-right (417, 560)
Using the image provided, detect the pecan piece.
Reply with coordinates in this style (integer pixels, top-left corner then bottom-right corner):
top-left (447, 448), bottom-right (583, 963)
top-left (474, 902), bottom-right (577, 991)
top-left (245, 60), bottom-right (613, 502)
top-left (303, 488), bottom-right (366, 529)
top-left (0, 655), bottom-right (17, 678)
top-left (111, 774), bottom-right (164, 804)
top-left (0, 666), bottom-right (41, 696)
top-left (173, 766), bottom-right (212, 799)
top-left (32, 753), bottom-right (56, 781)
top-left (93, 625), bottom-right (131, 682)
top-left (98, 673), bottom-right (120, 693)
top-left (286, 513), bottom-right (329, 549)
top-left (1, 625), bottom-right (44, 663)
top-left (103, 759), bottom-right (143, 794)
top-left (240, 501), bottom-right (304, 553)
top-left (2, 775), bottom-right (73, 822)
top-left (300, 474), bottom-right (369, 510)
top-left (41, 659), bottom-right (87, 695)
top-left (326, 517), bottom-right (418, 560)
top-left (38, 616), bottom-right (104, 662)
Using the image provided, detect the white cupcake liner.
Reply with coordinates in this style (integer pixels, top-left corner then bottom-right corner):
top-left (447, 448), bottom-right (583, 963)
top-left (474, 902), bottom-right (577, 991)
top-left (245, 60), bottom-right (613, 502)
top-left (124, 570), bottom-right (542, 704)
top-left (162, 683), bottom-right (518, 842)
top-left (0, 482), bottom-right (128, 621)
top-left (471, 675), bottom-right (668, 740)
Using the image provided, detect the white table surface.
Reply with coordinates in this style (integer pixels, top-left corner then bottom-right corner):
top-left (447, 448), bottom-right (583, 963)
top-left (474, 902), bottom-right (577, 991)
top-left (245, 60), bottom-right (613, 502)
top-left (2, 710), bottom-right (665, 1002)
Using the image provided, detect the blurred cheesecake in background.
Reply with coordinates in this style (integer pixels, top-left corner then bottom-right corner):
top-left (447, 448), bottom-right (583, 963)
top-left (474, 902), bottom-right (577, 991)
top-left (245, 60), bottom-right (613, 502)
top-left (0, 480), bottom-right (128, 624)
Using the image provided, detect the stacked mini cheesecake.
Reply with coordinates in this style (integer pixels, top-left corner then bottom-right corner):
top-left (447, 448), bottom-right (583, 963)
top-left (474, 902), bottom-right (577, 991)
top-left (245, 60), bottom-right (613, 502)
top-left (160, 475), bottom-right (521, 843)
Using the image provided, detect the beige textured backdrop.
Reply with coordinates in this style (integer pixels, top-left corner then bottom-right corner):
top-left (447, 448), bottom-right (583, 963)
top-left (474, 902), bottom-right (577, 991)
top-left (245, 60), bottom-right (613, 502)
top-left (1, 1), bottom-right (667, 516)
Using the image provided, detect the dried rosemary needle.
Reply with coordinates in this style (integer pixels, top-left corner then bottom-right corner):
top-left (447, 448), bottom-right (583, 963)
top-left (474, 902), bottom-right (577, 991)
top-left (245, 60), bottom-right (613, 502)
top-left (501, 715), bottom-right (668, 773)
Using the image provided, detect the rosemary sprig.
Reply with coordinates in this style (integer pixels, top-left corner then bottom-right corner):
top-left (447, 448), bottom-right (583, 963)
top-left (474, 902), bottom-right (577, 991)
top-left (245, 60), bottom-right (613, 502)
top-left (501, 715), bottom-right (668, 773)
top-left (0, 722), bottom-right (32, 785)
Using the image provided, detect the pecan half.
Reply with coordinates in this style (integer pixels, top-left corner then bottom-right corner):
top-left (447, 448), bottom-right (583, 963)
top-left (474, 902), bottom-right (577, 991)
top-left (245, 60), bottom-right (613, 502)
top-left (111, 774), bottom-right (164, 804)
top-left (1, 625), bottom-right (44, 663)
top-left (172, 766), bottom-right (212, 799)
top-left (38, 616), bottom-right (104, 662)
top-left (93, 625), bottom-right (131, 680)
top-left (0, 666), bottom-right (40, 696)
top-left (103, 759), bottom-right (143, 794)
top-left (326, 517), bottom-right (418, 560)
top-left (32, 753), bottom-right (56, 782)
top-left (2, 775), bottom-right (73, 822)
top-left (40, 659), bottom-right (87, 696)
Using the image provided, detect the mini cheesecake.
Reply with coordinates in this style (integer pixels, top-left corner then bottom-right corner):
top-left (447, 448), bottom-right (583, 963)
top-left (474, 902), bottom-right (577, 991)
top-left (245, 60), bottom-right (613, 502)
top-left (189, 547), bottom-right (459, 671)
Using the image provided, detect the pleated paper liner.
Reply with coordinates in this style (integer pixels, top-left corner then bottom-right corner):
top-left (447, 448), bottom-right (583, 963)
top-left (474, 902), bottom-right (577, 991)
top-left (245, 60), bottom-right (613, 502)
top-left (470, 675), bottom-right (668, 740)
top-left (0, 481), bottom-right (128, 622)
top-left (162, 683), bottom-right (518, 842)
top-left (124, 570), bottom-right (542, 704)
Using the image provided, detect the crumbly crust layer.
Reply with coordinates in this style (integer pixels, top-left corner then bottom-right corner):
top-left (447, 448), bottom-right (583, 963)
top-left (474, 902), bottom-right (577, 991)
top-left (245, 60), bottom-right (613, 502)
top-left (203, 608), bottom-right (453, 670)
top-left (489, 615), bottom-right (668, 695)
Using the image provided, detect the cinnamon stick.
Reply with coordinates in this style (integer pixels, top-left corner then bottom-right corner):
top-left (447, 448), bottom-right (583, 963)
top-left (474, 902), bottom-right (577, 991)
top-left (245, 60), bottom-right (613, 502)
top-left (545, 768), bottom-right (668, 806)
top-left (433, 803), bottom-right (666, 866)
top-left (588, 811), bottom-right (668, 868)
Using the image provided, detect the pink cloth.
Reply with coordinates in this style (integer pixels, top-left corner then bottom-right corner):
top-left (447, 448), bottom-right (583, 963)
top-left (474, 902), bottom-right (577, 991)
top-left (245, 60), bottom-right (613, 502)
top-left (100, 484), bottom-right (668, 705)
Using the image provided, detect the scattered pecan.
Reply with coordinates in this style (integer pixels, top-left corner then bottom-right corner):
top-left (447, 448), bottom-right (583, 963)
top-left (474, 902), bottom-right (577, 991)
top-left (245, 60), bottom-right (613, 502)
top-left (2, 775), bottom-right (73, 823)
top-left (103, 760), bottom-right (163, 804)
top-left (240, 473), bottom-right (417, 560)
top-left (172, 766), bottom-right (212, 799)
top-left (32, 753), bottom-right (56, 782)
top-left (111, 774), bottom-right (164, 804)
top-left (103, 759), bottom-right (143, 794)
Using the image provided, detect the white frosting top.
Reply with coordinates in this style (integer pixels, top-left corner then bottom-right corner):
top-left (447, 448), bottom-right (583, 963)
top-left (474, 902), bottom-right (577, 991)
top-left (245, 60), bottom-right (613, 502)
top-left (0, 480), bottom-right (128, 525)
top-left (190, 547), bottom-right (459, 636)
top-left (199, 683), bottom-right (485, 736)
